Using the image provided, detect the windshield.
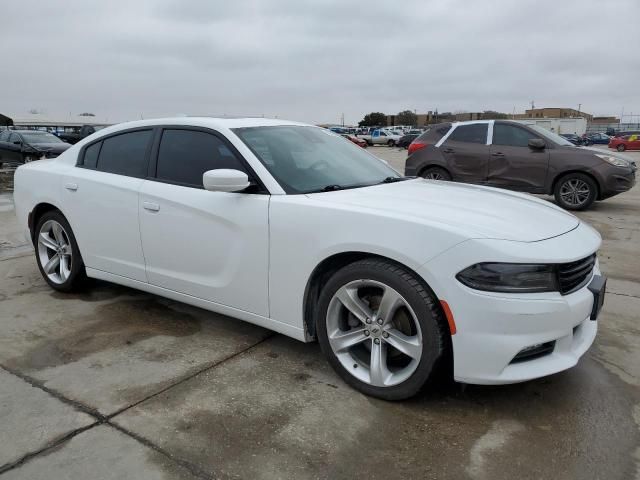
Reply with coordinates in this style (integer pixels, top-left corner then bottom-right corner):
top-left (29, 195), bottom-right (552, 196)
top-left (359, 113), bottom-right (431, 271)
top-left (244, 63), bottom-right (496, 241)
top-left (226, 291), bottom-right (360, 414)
top-left (21, 132), bottom-right (64, 144)
top-left (528, 125), bottom-right (574, 146)
top-left (233, 126), bottom-right (400, 194)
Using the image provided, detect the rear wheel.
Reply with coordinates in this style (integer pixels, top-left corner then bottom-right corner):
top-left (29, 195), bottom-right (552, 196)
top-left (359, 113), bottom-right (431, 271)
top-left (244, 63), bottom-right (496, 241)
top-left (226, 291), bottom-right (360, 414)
top-left (554, 173), bottom-right (598, 211)
top-left (35, 211), bottom-right (87, 292)
top-left (419, 166), bottom-right (451, 181)
top-left (316, 259), bottom-right (447, 400)
top-left (617, 144), bottom-right (626, 152)
top-left (387, 139), bottom-right (396, 147)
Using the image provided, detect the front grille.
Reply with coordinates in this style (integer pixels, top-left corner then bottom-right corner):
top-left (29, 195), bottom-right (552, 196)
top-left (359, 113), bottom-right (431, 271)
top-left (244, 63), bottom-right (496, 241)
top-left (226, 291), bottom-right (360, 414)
top-left (557, 254), bottom-right (596, 295)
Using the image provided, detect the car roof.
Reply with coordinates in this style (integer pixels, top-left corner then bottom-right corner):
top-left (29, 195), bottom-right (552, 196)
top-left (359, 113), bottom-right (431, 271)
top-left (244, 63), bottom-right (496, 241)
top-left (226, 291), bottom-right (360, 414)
top-left (99, 117), bottom-right (310, 133)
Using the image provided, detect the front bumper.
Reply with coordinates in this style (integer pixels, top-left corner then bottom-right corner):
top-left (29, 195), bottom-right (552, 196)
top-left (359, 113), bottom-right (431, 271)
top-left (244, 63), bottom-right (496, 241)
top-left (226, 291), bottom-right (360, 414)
top-left (600, 168), bottom-right (636, 198)
top-left (418, 221), bottom-right (602, 384)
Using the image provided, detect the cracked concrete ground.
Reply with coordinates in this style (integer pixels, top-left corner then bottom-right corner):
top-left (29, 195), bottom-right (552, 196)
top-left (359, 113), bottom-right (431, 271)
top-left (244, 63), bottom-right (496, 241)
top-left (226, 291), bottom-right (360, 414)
top-left (0, 146), bottom-right (638, 479)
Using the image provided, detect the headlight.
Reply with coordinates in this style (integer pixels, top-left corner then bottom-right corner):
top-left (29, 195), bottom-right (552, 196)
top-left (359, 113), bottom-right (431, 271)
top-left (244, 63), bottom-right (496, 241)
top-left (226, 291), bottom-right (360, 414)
top-left (456, 263), bottom-right (557, 293)
top-left (595, 154), bottom-right (630, 167)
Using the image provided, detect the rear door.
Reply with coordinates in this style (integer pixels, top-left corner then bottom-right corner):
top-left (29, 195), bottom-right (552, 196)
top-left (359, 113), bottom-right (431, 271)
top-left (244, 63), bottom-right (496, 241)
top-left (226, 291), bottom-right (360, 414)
top-left (64, 128), bottom-right (153, 282)
top-left (488, 123), bottom-right (549, 191)
top-left (439, 123), bottom-right (489, 183)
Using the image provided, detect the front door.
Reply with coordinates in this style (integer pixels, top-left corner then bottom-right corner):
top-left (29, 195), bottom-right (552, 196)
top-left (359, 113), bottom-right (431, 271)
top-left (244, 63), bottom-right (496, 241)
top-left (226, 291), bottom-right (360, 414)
top-left (440, 123), bottom-right (490, 183)
top-left (138, 127), bottom-right (270, 316)
top-left (488, 123), bottom-right (549, 192)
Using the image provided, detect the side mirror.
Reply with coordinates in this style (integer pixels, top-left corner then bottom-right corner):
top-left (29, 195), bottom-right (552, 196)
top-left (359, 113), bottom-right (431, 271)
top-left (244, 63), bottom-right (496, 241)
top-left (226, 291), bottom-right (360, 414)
top-left (528, 138), bottom-right (545, 149)
top-left (13, 141), bottom-right (21, 145)
top-left (202, 169), bottom-right (250, 192)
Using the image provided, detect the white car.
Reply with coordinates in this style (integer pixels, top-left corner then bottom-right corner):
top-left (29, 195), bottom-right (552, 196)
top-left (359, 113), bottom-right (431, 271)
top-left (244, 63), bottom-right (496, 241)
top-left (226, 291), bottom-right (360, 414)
top-left (13, 117), bottom-right (606, 400)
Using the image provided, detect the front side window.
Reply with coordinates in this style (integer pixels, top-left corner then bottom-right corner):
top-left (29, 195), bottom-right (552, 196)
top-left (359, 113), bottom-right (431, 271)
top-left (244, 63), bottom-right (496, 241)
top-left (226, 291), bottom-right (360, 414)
top-left (96, 129), bottom-right (152, 177)
top-left (233, 126), bottom-right (400, 194)
top-left (493, 124), bottom-right (540, 147)
top-left (8, 133), bottom-right (20, 143)
top-left (156, 129), bottom-right (247, 187)
top-left (0, 131), bottom-right (9, 141)
top-left (447, 124), bottom-right (488, 144)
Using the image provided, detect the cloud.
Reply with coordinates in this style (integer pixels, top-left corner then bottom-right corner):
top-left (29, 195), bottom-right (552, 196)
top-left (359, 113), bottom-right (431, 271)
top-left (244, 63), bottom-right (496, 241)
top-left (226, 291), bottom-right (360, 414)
top-left (1, 0), bottom-right (638, 125)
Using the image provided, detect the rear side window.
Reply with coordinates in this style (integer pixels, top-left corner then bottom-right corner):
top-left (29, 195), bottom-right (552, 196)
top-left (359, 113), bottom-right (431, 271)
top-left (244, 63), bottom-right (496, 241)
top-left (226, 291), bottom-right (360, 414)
top-left (82, 141), bottom-right (101, 168)
top-left (493, 124), bottom-right (540, 147)
top-left (156, 129), bottom-right (247, 187)
top-left (0, 131), bottom-right (9, 141)
top-left (96, 130), bottom-right (152, 178)
top-left (447, 124), bottom-right (488, 144)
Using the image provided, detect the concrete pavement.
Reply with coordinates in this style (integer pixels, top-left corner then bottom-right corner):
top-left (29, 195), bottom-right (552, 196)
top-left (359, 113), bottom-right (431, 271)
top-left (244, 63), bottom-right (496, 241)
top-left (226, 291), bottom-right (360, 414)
top-left (0, 147), bottom-right (638, 479)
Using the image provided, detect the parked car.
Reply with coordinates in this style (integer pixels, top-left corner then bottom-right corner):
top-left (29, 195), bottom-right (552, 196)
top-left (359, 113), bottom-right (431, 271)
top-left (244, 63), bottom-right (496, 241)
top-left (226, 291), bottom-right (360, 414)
top-left (358, 128), bottom-right (403, 146)
top-left (608, 134), bottom-right (640, 152)
top-left (341, 134), bottom-right (367, 148)
top-left (57, 124), bottom-right (108, 144)
top-left (397, 133), bottom-right (420, 149)
top-left (559, 133), bottom-right (584, 145)
top-left (586, 133), bottom-right (611, 145)
top-left (611, 130), bottom-right (640, 138)
top-left (405, 120), bottom-right (636, 210)
top-left (0, 130), bottom-right (71, 164)
top-left (14, 117), bottom-right (606, 400)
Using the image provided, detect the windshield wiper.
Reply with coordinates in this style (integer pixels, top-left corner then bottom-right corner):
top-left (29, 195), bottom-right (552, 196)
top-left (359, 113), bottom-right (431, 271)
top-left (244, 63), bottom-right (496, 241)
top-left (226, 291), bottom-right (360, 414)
top-left (306, 184), bottom-right (344, 193)
top-left (378, 176), bottom-right (411, 184)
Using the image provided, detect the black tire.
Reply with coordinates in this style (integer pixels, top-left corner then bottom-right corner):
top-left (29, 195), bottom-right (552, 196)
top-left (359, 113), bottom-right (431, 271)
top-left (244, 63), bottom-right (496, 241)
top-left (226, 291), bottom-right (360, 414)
top-left (387, 140), bottom-right (395, 147)
top-left (316, 258), bottom-right (447, 400)
top-left (617, 144), bottom-right (626, 152)
top-left (419, 166), bottom-right (452, 181)
top-left (553, 173), bottom-right (598, 211)
top-left (34, 210), bottom-right (87, 292)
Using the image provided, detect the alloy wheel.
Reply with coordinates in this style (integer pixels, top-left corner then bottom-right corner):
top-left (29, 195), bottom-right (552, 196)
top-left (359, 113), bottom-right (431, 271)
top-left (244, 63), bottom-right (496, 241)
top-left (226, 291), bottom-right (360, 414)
top-left (424, 171), bottom-right (444, 180)
top-left (326, 280), bottom-right (423, 387)
top-left (559, 179), bottom-right (591, 207)
top-left (37, 219), bottom-right (73, 284)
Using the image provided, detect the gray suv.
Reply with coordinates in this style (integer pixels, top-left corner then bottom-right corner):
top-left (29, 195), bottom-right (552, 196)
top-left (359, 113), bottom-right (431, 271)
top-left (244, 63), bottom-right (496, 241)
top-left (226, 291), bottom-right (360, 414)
top-left (405, 120), bottom-right (637, 210)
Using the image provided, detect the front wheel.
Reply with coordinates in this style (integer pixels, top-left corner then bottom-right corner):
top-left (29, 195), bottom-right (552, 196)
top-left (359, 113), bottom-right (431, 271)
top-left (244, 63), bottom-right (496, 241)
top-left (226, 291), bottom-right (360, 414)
top-left (617, 144), bottom-right (626, 152)
top-left (420, 166), bottom-right (451, 181)
top-left (35, 211), bottom-right (87, 292)
top-left (554, 173), bottom-right (597, 211)
top-left (316, 259), bottom-right (447, 400)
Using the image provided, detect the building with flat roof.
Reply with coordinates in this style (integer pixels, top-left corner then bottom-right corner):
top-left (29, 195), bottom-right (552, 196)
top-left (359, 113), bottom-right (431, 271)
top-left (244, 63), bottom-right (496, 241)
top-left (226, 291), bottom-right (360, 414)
top-left (514, 107), bottom-right (593, 122)
top-left (0, 112), bottom-right (111, 132)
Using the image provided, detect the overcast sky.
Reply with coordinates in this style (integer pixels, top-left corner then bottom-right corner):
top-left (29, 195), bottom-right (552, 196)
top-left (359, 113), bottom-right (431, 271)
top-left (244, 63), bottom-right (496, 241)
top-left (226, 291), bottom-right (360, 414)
top-left (2, 0), bottom-right (639, 125)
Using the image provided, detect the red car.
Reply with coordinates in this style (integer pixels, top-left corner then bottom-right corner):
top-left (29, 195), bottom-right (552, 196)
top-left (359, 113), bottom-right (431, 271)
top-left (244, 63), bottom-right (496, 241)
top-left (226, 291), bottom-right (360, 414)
top-left (609, 134), bottom-right (640, 152)
top-left (341, 134), bottom-right (367, 148)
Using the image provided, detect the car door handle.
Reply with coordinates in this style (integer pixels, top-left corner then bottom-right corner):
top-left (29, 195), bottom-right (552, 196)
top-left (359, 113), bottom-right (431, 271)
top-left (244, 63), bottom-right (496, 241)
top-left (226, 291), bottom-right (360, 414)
top-left (143, 202), bottom-right (160, 212)
top-left (64, 182), bottom-right (78, 191)
top-left (492, 152), bottom-right (505, 156)
top-left (443, 148), bottom-right (455, 153)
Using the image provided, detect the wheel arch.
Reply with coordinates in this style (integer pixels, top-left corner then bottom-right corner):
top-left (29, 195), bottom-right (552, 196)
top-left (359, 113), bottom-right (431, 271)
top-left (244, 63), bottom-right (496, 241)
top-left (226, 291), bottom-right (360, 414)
top-left (551, 170), bottom-right (601, 199)
top-left (302, 251), bottom-right (453, 342)
top-left (29, 202), bottom-right (64, 245)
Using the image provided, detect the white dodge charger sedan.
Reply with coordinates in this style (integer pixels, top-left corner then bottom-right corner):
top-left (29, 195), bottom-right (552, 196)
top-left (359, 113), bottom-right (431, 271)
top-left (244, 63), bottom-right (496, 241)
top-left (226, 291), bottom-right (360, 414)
top-left (13, 117), bottom-right (606, 400)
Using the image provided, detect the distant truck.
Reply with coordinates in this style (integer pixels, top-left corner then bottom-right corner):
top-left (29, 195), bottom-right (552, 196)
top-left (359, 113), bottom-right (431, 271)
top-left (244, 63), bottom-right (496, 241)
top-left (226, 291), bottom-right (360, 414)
top-left (357, 128), bottom-right (403, 146)
top-left (57, 124), bottom-right (108, 144)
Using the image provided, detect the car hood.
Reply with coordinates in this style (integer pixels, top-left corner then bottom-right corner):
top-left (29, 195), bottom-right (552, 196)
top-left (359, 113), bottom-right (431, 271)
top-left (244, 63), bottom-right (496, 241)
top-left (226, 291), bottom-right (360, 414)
top-left (307, 179), bottom-right (580, 242)
top-left (579, 145), bottom-right (634, 160)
